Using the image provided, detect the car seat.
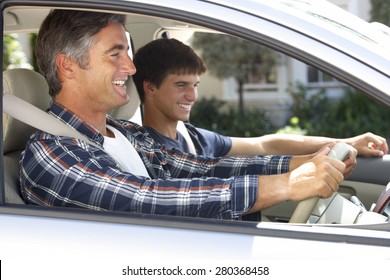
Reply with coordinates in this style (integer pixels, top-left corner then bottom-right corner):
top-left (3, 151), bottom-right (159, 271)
top-left (3, 68), bottom-right (51, 204)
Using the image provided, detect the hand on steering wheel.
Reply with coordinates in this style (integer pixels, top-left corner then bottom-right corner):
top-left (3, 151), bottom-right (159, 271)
top-left (289, 143), bottom-right (352, 223)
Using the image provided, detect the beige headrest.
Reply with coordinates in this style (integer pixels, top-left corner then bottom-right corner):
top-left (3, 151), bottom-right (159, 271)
top-left (3, 68), bottom-right (50, 154)
top-left (109, 78), bottom-right (141, 120)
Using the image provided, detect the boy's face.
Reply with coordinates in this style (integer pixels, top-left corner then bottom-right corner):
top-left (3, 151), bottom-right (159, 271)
top-left (149, 73), bottom-right (200, 122)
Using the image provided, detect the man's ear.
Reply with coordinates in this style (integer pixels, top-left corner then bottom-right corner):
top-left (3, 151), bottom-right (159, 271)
top-left (143, 80), bottom-right (157, 98)
top-left (56, 54), bottom-right (75, 79)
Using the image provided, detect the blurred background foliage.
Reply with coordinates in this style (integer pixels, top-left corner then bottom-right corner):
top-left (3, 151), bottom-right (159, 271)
top-left (3, 34), bottom-right (31, 70)
top-left (288, 83), bottom-right (390, 139)
top-left (371, 0), bottom-right (390, 26)
top-left (191, 82), bottom-right (390, 140)
top-left (190, 97), bottom-right (273, 137)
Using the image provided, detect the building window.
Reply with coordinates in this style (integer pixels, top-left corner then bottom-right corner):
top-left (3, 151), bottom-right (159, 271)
top-left (243, 63), bottom-right (277, 85)
top-left (307, 65), bottom-right (338, 84)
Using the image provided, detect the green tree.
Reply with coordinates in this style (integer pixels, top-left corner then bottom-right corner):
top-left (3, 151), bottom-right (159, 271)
top-left (3, 33), bottom-right (32, 69)
top-left (371, 0), bottom-right (390, 25)
top-left (191, 33), bottom-right (277, 115)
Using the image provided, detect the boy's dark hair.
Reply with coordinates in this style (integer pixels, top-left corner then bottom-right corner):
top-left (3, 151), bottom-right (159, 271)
top-left (132, 38), bottom-right (206, 103)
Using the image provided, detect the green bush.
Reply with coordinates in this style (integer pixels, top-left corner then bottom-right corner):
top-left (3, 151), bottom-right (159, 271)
top-left (289, 82), bottom-right (332, 134)
top-left (325, 88), bottom-right (390, 138)
top-left (276, 116), bottom-right (307, 135)
top-left (289, 82), bottom-right (390, 139)
top-left (190, 97), bottom-right (225, 130)
top-left (190, 97), bottom-right (273, 137)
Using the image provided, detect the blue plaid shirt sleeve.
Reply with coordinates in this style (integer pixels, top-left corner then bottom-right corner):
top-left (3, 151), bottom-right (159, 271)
top-left (19, 103), bottom-right (291, 219)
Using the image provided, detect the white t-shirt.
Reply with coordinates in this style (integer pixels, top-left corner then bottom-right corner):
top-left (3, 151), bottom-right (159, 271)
top-left (103, 125), bottom-right (150, 178)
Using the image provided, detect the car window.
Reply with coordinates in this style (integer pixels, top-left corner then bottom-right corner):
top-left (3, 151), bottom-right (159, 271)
top-left (175, 31), bottom-right (390, 144)
top-left (1, 3), bottom-right (389, 226)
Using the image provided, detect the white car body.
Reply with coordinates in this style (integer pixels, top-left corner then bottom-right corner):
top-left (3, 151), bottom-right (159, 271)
top-left (1, 1), bottom-right (390, 277)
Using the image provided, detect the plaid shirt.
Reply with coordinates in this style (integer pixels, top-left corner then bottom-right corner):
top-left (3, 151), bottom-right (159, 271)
top-left (19, 102), bottom-right (291, 219)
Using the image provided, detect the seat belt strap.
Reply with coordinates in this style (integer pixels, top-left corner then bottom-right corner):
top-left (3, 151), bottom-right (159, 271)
top-left (3, 92), bottom-right (151, 177)
top-left (3, 92), bottom-right (99, 148)
top-left (176, 121), bottom-right (197, 155)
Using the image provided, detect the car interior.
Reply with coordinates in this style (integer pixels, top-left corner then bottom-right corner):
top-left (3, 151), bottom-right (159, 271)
top-left (2, 5), bottom-right (390, 226)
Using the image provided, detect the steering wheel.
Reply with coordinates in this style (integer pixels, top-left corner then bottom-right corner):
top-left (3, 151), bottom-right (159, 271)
top-left (373, 182), bottom-right (390, 214)
top-left (289, 143), bottom-right (350, 223)
top-left (289, 197), bottom-right (320, 223)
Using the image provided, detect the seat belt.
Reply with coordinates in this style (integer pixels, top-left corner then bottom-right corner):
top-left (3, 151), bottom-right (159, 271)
top-left (176, 121), bottom-right (197, 155)
top-left (4, 92), bottom-right (152, 178)
top-left (3, 92), bottom-right (96, 148)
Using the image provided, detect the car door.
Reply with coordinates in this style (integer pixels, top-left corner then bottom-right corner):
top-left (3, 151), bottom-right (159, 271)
top-left (1, 3), bottom-right (390, 277)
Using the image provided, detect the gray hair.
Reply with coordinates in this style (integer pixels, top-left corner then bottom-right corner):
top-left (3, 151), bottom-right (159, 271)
top-left (35, 10), bottom-right (126, 98)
